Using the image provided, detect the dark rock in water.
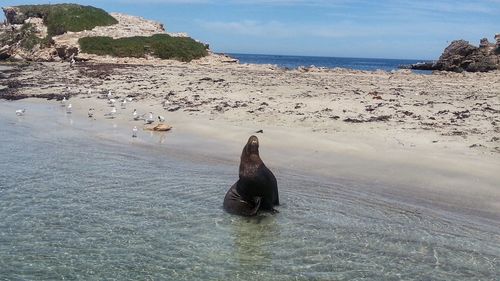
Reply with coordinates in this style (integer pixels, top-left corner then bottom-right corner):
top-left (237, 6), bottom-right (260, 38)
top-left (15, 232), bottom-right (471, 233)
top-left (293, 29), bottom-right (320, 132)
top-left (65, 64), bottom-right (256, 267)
top-left (400, 61), bottom-right (436, 71)
top-left (404, 36), bottom-right (500, 72)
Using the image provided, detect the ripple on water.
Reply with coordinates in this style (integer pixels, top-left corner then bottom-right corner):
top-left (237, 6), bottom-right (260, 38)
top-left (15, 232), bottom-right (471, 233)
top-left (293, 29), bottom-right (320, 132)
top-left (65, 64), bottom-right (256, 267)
top-left (0, 104), bottom-right (499, 280)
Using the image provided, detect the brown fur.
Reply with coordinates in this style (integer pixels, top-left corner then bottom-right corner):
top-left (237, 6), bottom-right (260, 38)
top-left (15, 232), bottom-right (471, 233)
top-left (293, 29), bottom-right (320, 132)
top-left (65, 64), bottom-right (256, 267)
top-left (223, 135), bottom-right (279, 216)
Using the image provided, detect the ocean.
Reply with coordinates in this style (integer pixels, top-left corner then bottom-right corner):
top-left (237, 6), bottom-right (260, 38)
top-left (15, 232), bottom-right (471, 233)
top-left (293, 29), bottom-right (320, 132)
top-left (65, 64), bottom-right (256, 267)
top-left (0, 100), bottom-right (498, 280)
top-left (227, 53), bottom-right (430, 72)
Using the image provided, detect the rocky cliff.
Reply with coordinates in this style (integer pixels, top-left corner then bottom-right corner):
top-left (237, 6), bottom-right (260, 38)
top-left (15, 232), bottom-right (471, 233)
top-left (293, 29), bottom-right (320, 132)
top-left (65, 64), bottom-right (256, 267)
top-left (407, 35), bottom-right (500, 72)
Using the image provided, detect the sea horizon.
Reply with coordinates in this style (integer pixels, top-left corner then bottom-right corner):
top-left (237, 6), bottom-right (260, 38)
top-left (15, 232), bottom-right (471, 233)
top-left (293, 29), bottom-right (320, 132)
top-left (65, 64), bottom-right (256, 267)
top-left (224, 52), bottom-right (434, 72)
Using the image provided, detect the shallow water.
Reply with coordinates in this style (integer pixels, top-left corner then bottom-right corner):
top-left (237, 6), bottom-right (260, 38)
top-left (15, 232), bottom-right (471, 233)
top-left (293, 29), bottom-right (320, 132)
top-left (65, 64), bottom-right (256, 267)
top-left (0, 101), bottom-right (499, 280)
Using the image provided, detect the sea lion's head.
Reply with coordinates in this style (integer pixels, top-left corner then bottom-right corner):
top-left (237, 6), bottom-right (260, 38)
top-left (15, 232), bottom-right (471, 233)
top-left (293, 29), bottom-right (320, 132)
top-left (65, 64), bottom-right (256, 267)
top-left (244, 135), bottom-right (260, 156)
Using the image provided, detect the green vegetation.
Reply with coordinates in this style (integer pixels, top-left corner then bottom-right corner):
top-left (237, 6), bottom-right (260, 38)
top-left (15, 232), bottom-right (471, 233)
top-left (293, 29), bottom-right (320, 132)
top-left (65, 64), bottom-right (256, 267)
top-left (79, 34), bottom-right (209, 62)
top-left (15, 4), bottom-right (117, 36)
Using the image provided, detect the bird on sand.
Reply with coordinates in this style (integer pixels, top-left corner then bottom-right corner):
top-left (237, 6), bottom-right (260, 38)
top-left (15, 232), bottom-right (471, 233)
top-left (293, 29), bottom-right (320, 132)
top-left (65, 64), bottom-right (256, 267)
top-left (60, 97), bottom-right (67, 107)
top-left (121, 99), bottom-right (127, 109)
top-left (158, 115), bottom-right (165, 122)
top-left (145, 112), bottom-right (155, 124)
top-left (132, 126), bottom-right (138, 138)
top-left (15, 109), bottom-right (26, 116)
top-left (133, 109), bottom-right (141, 120)
top-left (66, 103), bottom-right (72, 114)
top-left (104, 107), bottom-right (117, 118)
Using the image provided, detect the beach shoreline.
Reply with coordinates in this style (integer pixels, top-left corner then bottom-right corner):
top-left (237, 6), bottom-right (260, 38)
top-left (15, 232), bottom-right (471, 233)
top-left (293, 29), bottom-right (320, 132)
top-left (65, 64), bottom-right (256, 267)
top-left (1, 60), bottom-right (499, 220)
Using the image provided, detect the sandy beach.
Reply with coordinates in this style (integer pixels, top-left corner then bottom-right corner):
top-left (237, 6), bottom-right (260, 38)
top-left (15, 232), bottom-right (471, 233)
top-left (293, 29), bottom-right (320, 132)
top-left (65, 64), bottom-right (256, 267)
top-left (1, 60), bottom-right (499, 220)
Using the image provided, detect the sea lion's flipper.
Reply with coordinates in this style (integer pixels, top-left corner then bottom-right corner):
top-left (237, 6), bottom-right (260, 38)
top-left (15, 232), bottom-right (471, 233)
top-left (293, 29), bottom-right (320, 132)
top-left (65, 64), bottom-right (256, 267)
top-left (260, 165), bottom-right (279, 206)
top-left (223, 184), bottom-right (261, 216)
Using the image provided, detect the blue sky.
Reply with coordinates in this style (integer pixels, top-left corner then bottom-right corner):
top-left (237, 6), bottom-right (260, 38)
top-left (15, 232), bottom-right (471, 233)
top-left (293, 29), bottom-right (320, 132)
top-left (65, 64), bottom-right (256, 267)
top-left (2, 0), bottom-right (499, 59)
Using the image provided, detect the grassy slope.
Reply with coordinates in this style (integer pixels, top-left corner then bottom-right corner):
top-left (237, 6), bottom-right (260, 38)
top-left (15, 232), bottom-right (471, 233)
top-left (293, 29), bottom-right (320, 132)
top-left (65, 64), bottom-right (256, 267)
top-left (79, 35), bottom-right (209, 62)
top-left (15, 4), bottom-right (118, 36)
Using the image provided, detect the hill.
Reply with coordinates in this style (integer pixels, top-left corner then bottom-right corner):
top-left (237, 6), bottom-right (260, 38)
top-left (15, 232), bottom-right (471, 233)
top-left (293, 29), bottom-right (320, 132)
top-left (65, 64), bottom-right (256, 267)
top-left (0, 4), bottom-right (209, 62)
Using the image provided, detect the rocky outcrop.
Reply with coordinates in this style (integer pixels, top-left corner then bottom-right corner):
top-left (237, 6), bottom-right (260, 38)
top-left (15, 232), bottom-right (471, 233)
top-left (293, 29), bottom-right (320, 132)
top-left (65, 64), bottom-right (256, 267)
top-left (406, 35), bottom-right (500, 72)
top-left (2, 7), bottom-right (28, 25)
top-left (1, 5), bottom-right (210, 63)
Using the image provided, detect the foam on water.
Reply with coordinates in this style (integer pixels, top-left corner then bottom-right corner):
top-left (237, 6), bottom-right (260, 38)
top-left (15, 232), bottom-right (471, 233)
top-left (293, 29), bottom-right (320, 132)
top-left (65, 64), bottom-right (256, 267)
top-left (0, 101), bottom-right (498, 280)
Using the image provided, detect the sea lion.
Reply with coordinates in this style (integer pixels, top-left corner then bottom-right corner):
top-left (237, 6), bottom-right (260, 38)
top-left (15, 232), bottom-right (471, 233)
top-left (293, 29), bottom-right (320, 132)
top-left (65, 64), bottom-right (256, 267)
top-left (223, 135), bottom-right (279, 216)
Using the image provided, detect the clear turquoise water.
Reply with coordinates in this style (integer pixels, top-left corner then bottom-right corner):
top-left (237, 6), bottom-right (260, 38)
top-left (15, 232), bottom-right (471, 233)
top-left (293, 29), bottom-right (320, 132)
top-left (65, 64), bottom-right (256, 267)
top-left (0, 101), bottom-right (498, 280)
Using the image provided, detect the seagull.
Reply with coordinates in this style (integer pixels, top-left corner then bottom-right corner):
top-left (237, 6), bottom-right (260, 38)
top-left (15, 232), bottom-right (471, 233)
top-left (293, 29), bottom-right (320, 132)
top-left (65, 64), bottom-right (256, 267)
top-left (107, 91), bottom-right (112, 99)
top-left (121, 99), bottom-right (127, 109)
top-left (60, 97), bottom-right (67, 107)
top-left (70, 57), bottom-right (75, 67)
top-left (126, 97), bottom-right (133, 102)
top-left (87, 90), bottom-right (92, 96)
top-left (108, 98), bottom-right (116, 105)
top-left (145, 112), bottom-right (154, 124)
top-left (133, 109), bottom-right (140, 120)
top-left (88, 108), bottom-right (95, 118)
top-left (66, 103), bottom-right (72, 114)
top-left (132, 126), bottom-right (138, 138)
top-left (104, 107), bottom-right (117, 118)
top-left (158, 115), bottom-right (165, 122)
top-left (15, 109), bottom-right (26, 116)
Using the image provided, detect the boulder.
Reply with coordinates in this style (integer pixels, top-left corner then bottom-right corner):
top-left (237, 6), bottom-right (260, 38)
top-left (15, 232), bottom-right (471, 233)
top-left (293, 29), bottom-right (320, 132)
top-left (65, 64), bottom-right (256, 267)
top-left (0, 45), bottom-right (11, 60)
top-left (433, 40), bottom-right (478, 72)
top-left (2, 7), bottom-right (28, 25)
top-left (479, 38), bottom-right (493, 49)
top-left (408, 36), bottom-right (500, 72)
top-left (55, 45), bottom-right (79, 60)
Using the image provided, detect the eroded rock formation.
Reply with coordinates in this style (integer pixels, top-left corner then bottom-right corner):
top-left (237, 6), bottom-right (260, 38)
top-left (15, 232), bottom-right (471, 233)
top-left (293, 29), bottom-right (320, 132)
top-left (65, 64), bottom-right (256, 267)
top-left (407, 35), bottom-right (500, 72)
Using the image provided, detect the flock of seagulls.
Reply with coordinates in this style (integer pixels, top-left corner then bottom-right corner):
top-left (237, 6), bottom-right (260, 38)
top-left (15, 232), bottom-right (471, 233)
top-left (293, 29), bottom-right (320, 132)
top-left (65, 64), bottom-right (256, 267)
top-left (16, 90), bottom-right (168, 138)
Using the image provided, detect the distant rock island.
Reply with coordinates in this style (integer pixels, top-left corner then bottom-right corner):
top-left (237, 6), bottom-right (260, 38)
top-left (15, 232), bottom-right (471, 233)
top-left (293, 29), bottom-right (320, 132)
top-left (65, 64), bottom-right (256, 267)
top-left (406, 35), bottom-right (500, 72)
top-left (0, 4), bottom-right (231, 63)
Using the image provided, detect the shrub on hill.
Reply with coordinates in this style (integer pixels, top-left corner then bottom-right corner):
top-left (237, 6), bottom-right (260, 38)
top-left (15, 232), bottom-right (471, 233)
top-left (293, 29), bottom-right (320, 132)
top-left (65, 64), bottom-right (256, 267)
top-left (78, 34), bottom-right (209, 62)
top-left (15, 4), bottom-right (118, 36)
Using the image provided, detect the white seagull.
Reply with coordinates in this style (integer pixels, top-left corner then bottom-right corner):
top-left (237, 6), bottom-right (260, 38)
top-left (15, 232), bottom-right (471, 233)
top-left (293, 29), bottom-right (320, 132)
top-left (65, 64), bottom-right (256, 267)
top-left (108, 98), bottom-right (116, 105)
top-left (145, 112), bottom-right (154, 124)
top-left (60, 97), bottom-right (67, 107)
top-left (104, 107), bottom-right (117, 118)
top-left (121, 99), bottom-right (127, 109)
top-left (132, 126), bottom-right (138, 138)
top-left (66, 103), bottom-right (72, 114)
top-left (126, 97), bottom-right (133, 102)
top-left (133, 109), bottom-right (140, 120)
top-left (107, 90), bottom-right (112, 99)
top-left (158, 115), bottom-right (165, 122)
top-left (15, 109), bottom-right (26, 116)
